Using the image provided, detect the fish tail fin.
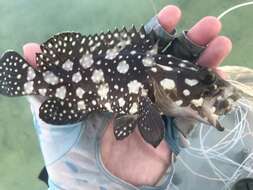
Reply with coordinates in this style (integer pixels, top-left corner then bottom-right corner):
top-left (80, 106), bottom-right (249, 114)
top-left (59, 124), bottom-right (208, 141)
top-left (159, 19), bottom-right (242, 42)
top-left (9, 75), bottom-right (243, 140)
top-left (0, 50), bottom-right (39, 96)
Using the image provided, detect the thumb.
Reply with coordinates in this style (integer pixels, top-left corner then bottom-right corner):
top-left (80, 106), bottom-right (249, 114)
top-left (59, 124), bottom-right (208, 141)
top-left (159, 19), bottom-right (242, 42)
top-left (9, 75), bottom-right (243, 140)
top-left (23, 43), bottom-right (41, 67)
top-left (22, 43), bottom-right (45, 106)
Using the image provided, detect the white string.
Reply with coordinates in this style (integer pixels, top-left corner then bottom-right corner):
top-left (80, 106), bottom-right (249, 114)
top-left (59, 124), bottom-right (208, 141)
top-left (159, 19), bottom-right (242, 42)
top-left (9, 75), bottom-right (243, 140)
top-left (175, 2), bottom-right (253, 188)
top-left (217, 1), bottom-right (253, 20)
top-left (178, 99), bottom-right (253, 189)
top-left (145, 1), bottom-right (253, 188)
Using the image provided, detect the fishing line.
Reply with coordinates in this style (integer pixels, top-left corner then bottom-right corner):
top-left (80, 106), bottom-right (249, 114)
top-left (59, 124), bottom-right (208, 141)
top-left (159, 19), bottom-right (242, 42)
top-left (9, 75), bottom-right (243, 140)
top-left (179, 99), bottom-right (253, 189)
top-left (146, 1), bottom-right (253, 188)
top-left (173, 3), bottom-right (253, 188)
top-left (217, 1), bottom-right (253, 20)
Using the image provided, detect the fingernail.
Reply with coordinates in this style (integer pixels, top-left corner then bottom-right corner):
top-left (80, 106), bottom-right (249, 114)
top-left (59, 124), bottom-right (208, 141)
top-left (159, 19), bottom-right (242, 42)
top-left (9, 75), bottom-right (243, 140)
top-left (23, 42), bottom-right (41, 67)
top-left (157, 5), bottom-right (181, 33)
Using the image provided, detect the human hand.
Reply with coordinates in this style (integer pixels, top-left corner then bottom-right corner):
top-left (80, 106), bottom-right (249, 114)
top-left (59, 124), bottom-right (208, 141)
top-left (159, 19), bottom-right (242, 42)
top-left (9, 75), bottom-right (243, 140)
top-left (98, 5), bottom-right (232, 187)
top-left (22, 5), bottom-right (232, 187)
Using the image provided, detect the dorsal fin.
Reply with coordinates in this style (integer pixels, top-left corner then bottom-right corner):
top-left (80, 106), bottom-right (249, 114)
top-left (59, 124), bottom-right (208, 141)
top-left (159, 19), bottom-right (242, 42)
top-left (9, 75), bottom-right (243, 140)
top-left (36, 26), bottom-right (157, 72)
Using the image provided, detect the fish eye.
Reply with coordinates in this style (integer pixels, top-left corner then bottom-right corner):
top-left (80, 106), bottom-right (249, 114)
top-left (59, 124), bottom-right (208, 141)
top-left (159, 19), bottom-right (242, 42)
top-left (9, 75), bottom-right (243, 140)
top-left (199, 68), bottom-right (216, 85)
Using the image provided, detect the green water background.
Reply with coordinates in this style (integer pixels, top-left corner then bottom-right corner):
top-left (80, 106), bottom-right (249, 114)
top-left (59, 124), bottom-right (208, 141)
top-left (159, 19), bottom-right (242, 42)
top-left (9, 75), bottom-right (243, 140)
top-left (0, 0), bottom-right (252, 189)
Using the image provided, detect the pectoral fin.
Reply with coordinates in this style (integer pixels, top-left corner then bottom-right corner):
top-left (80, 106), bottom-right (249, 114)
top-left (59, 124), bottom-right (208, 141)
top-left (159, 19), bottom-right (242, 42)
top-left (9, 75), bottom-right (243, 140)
top-left (114, 114), bottom-right (138, 140)
top-left (114, 96), bottom-right (165, 147)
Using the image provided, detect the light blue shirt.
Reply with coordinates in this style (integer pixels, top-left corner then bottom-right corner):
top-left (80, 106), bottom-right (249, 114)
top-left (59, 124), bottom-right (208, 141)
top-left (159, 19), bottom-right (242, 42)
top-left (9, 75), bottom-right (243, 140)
top-left (29, 96), bottom-right (182, 190)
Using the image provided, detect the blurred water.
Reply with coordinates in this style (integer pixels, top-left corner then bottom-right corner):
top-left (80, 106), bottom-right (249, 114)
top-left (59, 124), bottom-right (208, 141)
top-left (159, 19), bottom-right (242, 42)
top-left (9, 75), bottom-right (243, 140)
top-left (0, 1), bottom-right (252, 189)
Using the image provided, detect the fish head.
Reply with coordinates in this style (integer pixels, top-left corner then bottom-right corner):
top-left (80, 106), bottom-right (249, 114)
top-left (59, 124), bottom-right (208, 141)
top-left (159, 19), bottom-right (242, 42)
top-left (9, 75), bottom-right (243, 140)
top-left (148, 63), bottom-right (241, 132)
top-left (201, 70), bottom-right (241, 115)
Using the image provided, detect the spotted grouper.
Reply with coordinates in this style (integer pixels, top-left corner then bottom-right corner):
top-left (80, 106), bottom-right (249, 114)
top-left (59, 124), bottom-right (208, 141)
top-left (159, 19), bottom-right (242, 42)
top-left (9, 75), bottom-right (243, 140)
top-left (0, 26), bottom-right (240, 147)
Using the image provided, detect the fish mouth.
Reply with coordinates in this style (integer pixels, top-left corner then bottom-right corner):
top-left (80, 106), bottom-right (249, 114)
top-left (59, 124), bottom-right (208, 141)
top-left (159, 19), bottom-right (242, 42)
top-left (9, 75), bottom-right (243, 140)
top-left (200, 83), bottom-right (241, 131)
top-left (213, 85), bottom-right (241, 115)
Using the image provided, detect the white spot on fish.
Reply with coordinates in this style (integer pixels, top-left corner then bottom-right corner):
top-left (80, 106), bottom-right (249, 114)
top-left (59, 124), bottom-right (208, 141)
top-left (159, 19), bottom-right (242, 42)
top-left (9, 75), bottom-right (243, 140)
top-left (130, 50), bottom-right (136, 55)
top-left (141, 88), bottom-right (148, 96)
top-left (142, 57), bottom-right (155, 67)
top-left (27, 67), bottom-right (36, 81)
top-left (77, 101), bottom-right (86, 110)
top-left (91, 42), bottom-right (101, 52)
top-left (76, 87), bottom-right (85, 99)
top-left (160, 79), bottom-right (175, 90)
top-left (127, 80), bottom-right (143, 94)
top-left (179, 63), bottom-right (186, 67)
top-left (114, 84), bottom-right (119, 90)
top-left (72, 72), bottom-right (82, 83)
top-left (43, 71), bottom-right (59, 85)
top-left (24, 81), bottom-right (34, 94)
top-left (55, 86), bottom-right (67, 100)
top-left (118, 97), bottom-right (125, 107)
top-left (105, 102), bottom-right (112, 112)
top-left (80, 53), bottom-right (94, 69)
top-left (92, 100), bottom-right (97, 105)
top-left (157, 64), bottom-right (173, 71)
top-left (129, 102), bottom-right (138, 114)
top-left (175, 100), bottom-right (183, 106)
top-left (91, 69), bottom-right (104, 84)
top-left (117, 60), bottom-right (129, 74)
top-left (105, 48), bottom-right (119, 60)
top-left (117, 39), bottom-right (131, 48)
top-left (38, 88), bottom-right (47, 96)
top-left (151, 67), bottom-right (157, 72)
top-left (97, 83), bottom-right (109, 100)
top-left (88, 40), bottom-right (94, 46)
top-left (185, 78), bottom-right (199, 86)
top-left (17, 74), bottom-right (22, 79)
top-left (183, 89), bottom-right (190, 96)
top-left (62, 59), bottom-right (74, 71)
top-left (191, 98), bottom-right (204, 107)
top-left (22, 64), bottom-right (28, 69)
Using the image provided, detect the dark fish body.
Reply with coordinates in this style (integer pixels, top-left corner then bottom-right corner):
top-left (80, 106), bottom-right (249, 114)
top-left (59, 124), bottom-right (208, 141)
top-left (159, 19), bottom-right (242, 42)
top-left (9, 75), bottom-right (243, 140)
top-left (0, 26), bottom-right (240, 147)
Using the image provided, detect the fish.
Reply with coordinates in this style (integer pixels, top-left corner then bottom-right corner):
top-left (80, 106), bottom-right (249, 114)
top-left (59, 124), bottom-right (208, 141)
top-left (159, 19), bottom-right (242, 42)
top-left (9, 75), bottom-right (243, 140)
top-left (0, 26), bottom-right (240, 147)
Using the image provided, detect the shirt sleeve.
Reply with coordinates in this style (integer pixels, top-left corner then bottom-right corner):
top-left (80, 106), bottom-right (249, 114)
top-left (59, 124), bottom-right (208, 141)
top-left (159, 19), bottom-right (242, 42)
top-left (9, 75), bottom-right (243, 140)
top-left (28, 96), bottom-right (83, 166)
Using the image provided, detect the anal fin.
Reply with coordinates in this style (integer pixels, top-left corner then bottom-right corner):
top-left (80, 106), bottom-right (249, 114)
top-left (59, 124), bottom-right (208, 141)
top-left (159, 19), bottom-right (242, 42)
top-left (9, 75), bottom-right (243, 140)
top-left (114, 114), bottom-right (138, 140)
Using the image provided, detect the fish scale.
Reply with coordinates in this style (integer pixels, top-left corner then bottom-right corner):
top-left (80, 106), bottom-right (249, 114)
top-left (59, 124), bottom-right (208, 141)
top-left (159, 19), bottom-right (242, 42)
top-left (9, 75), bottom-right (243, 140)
top-left (0, 26), bottom-right (240, 147)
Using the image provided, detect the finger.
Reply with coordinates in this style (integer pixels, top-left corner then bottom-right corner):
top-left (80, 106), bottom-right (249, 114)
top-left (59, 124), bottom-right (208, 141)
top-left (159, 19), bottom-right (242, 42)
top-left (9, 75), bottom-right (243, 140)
top-left (197, 36), bottom-right (232, 68)
top-left (157, 5), bottom-right (182, 33)
top-left (22, 43), bottom-right (44, 105)
top-left (23, 43), bottom-right (41, 68)
top-left (187, 16), bottom-right (222, 46)
top-left (213, 68), bottom-right (230, 79)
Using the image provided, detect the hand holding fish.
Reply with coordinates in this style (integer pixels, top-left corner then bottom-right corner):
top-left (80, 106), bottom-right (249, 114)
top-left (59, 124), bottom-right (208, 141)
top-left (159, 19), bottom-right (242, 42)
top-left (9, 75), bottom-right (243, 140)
top-left (0, 4), bottom-right (238, 187)
top-left (20, 5), bottom-right (234, 186)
